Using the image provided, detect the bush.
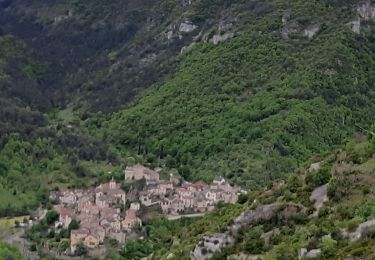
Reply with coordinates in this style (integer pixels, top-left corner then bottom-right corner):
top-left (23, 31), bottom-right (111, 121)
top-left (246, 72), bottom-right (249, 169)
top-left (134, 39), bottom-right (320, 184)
top-left (29, 244), bottom-right (37, 252)
top-left (45, 210), bottom-right (59, 225)
top-left (306, 166), bottom-right (331, 188)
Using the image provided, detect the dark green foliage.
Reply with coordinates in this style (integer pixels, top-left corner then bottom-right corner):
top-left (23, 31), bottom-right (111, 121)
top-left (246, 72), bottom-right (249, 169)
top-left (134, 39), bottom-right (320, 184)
top-left (306, 166), bottom-right (331, 188)
top-left (106, 12), bottom-right (375, 188)
top-left (75, 243), bottom-right (87, 256)
top-left (119, 240), bottom-right (153, 259)
top-left (243, 226), bottom-right (265, 254)
top-left (68, 219), bottom-right (79, 230)
top-left (287, 173), bottom-right (302, 193)
top-left (45, 210), bottom-right (59, 225)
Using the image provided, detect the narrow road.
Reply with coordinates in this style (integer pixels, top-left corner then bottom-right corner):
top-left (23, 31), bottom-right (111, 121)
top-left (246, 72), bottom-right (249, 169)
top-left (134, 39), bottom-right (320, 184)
top-left (167, 213), bottom-right (204, 220)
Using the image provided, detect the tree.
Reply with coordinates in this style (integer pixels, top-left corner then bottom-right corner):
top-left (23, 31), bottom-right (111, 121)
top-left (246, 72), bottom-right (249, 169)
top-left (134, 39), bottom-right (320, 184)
top-left (45, 210), bottom-right (59, 225)
top-left (68, 219), bottom-right (79, 230)
top-left (320, 236), bottom-right (337, 258)
top-left (287, 173), bottom-right (302, 193)
top-left (75, 243), bottom-right (87, 256)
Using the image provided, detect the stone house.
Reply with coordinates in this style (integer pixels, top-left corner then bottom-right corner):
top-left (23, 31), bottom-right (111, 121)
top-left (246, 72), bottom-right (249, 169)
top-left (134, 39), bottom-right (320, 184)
top-left (176, 187), bottom-right (192, 197)
top-left (139, 191), bottom-right (152, 206)
top-left (161, 197), bottom-right (174, 213)
top-left (60, 190), bottom-right (77, 205)
top-left (84, 234), bottom-right (100, 249)
top-left (197, 199), bottom-right (211, 212)
top-left (107, 230), bottom-right (126, 243)
top-left (205, 190), bottom-right (217, 202)
top-left (213, 176), bottom-right (226, 185)
top-left (100, 207), bottom-right (119, 220)
top-left (81, 203), bottom-right (100, 216)
top-left (54, 206), bottom-right (74, 228)
top-left (95, 179), bottom-right (126, 206)
top-left (77, 196), bottom-right (93, 211)
top-left (130, 202), bottom-right (140, 210)
top-left (171, 198), bottom-right (185, 214)
top-left (181, 196), bottom-right (195, 208)
top-left (71, 228), bottom-right (90, 253)
top-left (80, 219), bottom-right (104, 237)
top-left (124, 164), bottom-right (159, 182)
top-left (122, 209), bottom-right (142, 231)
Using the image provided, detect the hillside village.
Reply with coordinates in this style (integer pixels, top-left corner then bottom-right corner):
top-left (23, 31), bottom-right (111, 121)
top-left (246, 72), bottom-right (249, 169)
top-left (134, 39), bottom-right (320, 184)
top-left (49, 164), bottom-right (239, 254)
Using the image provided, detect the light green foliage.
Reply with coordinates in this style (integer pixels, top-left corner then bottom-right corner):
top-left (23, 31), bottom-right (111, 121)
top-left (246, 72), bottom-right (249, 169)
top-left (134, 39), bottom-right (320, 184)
top-left (0, 241), bottom-right (24, 260)
top-left (105, 0), bottom-right (375, 189)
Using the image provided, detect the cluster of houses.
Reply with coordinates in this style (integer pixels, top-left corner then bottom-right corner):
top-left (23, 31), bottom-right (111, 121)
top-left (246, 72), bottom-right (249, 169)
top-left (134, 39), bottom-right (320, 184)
top-left (50, 179), bottom-right (141, 254)
top-left (125, 165), bottom-right (239, 215)
top-left (49, 164), bottom-right (238, 254)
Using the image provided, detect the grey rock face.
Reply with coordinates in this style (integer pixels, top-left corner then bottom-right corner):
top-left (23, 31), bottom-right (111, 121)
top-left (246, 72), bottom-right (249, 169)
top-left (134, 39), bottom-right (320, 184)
top-left (190, 203), bottom-right (306, 259)
top-left (357, 2), bottom-right (375, 20)
top-left (342, 219), bottom-right (375, 241)
top-left (210, 32), bottom-right (234, 45)
top-left (179, 20), bottom-right (197, 33)
top-left (310, 184), bottom-right (328, 217)
top-left (304, 25), bottom-right (320, 39)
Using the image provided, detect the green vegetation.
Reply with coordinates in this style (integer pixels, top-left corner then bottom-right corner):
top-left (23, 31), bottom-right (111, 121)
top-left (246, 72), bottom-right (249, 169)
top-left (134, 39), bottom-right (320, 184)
top-left (0, 241), bottom-right (24, 260)
top-left (108, 132), bottom-right (374, 259)
top-left (0, 0), bottom-right (374, 258)
top-left (104, 0), bottom-right (375, 188)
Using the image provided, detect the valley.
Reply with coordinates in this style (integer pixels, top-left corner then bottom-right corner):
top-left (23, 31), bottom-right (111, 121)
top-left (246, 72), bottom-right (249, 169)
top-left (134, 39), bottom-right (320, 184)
top-left (0, 0), bottom-right (374, 259)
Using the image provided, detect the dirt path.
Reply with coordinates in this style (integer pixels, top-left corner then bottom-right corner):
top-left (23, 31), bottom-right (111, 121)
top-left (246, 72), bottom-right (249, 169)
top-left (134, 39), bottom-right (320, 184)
top-left (4, 228), bottom-right (38, 260)
top-left (3, 208), bottom-right (47, 260)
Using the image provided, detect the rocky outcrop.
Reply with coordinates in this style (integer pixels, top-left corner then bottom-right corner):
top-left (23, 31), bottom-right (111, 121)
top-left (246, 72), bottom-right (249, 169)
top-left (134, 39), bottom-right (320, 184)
top-left (348, 20), bottom-right (361, 33)
top-left (357, 2), bottom-right (375, 20)
top-left (304, 24), bottom-right (320, 39)
top-left (179, 20), bottom-right (198, 33)
top-left (308, 162), bottom-right (321, 173)
top-left (299, 248), bottom-right (321, 259)
top-left (191, 203), bottom-right (306, 259)
top-left (310, 184), bottom-right (328, 217)
top-left (191, 233), bottom-right (234, 260)
top-left (210, 32), bottom-right (234, 45)
top-left (281, 11), bottom-right (298, 39)
top-left (342, 219), bottom-right (375, 241)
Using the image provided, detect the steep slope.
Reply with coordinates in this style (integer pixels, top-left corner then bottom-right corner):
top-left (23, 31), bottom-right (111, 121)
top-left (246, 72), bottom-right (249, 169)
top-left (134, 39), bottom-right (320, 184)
top-left (104, 0), bottom-right (375, 188)
top-left (0, 0), bottom-right (234, 113)
top-left (112, 130), bottom-right (375, 259)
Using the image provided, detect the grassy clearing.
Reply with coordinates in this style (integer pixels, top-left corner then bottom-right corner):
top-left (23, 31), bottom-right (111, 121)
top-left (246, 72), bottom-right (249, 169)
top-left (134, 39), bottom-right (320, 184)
top-left (0, 215), bottom-right (28, 239)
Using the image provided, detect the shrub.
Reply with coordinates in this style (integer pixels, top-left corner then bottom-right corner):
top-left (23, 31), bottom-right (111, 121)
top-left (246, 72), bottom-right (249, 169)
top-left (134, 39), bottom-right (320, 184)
top-left (45, 210), bottom-right (59, 225)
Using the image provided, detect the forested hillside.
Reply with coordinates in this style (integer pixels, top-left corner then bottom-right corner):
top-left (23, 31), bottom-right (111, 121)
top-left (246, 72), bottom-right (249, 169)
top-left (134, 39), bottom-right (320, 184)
top-left (0, 0), bottom-right (374, 225)
top-left (117, 130), bottom-right (374, 259)
top-left (104, 0), bottom-right (375, 188)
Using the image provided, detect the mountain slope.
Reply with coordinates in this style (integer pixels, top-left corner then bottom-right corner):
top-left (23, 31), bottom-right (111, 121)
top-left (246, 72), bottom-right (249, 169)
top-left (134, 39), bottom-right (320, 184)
top-left (112, 131), bottom-right (375, 259)
top-left (103, 0), bottom-right (375, 188)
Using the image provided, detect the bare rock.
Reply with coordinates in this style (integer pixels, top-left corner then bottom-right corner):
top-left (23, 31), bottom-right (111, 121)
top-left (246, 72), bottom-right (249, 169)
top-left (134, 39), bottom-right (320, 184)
top-left (190, 233), bottom-right (234, 260)
top-left (210, 32), bottom-right (234, 45)
top-left (304, 24), bottom-right (320, 39)
top-left (310, 184), bottom-right (328, 217)
top-left (342, 219), bottom-right (375, 241)
top-left (357, 2), bottom-right (375, 20)
top-left (347, 20), bottom-right (361, 33)
top-left (308, 162), bottom-right (321, 173)
top-left (179, 20), bottom-right (197, 33)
